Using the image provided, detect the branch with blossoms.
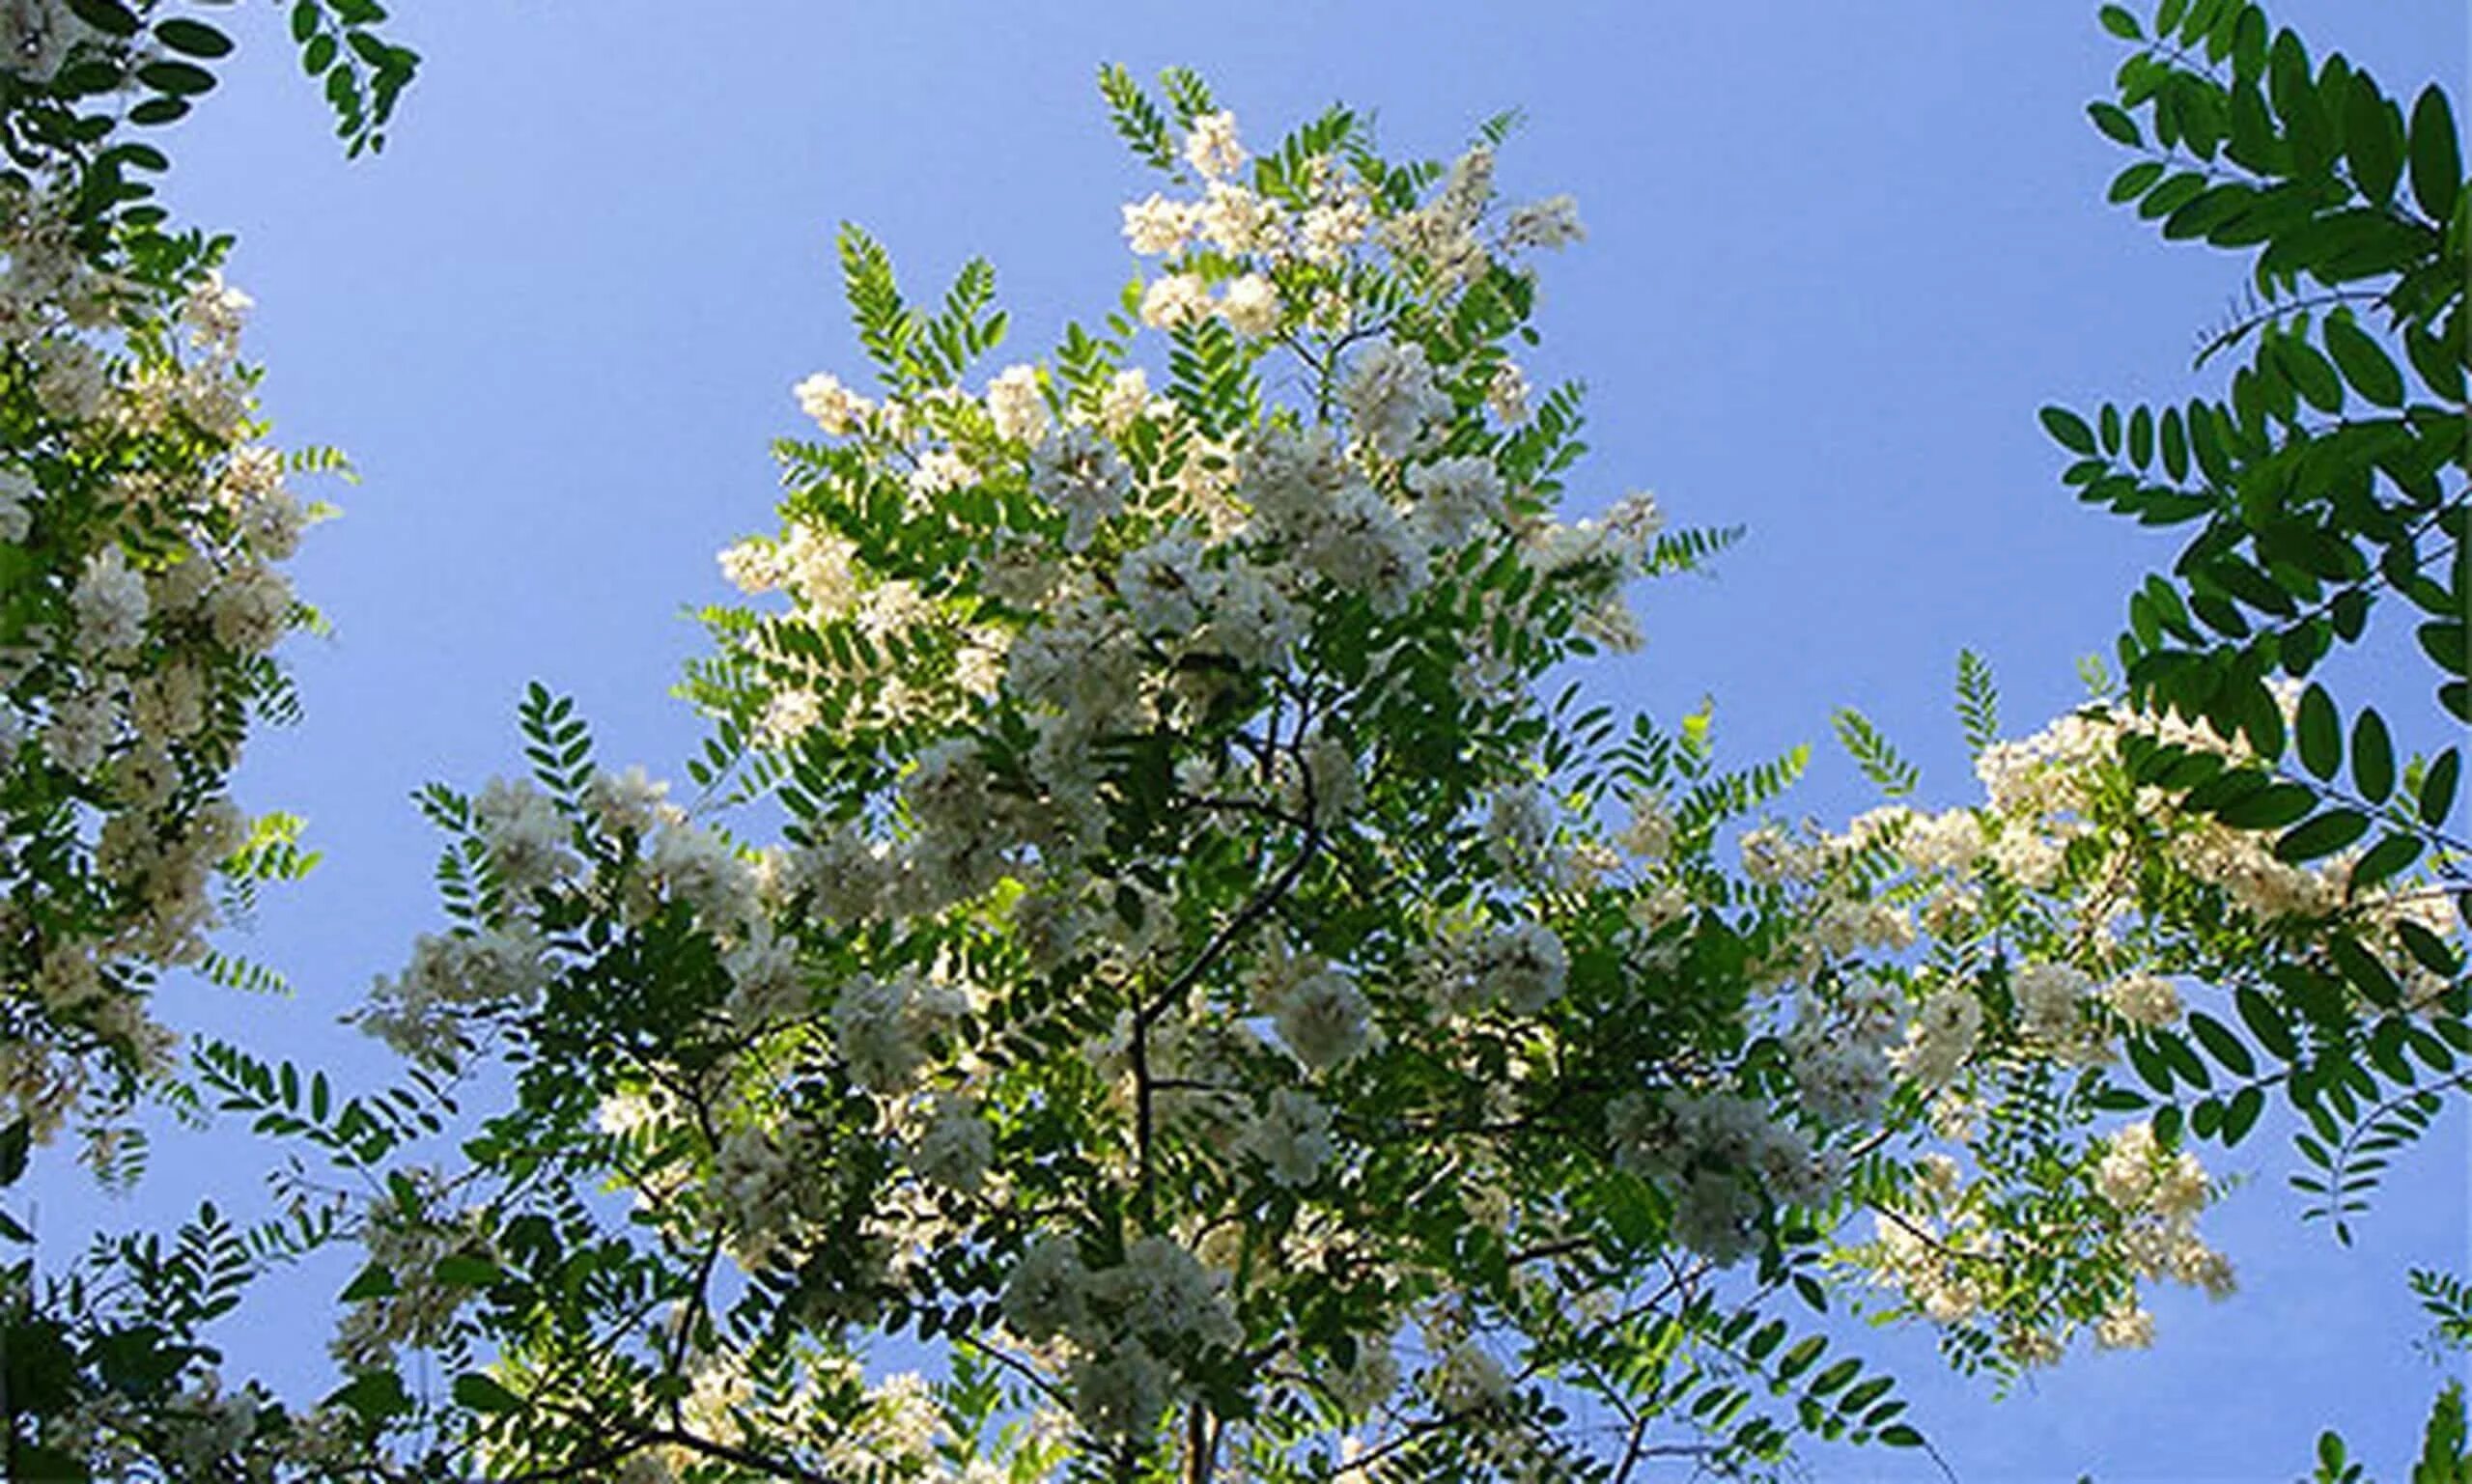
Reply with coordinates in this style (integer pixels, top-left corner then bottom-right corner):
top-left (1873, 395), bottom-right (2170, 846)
top-left (91, 69), bottom-right (1988, 1484)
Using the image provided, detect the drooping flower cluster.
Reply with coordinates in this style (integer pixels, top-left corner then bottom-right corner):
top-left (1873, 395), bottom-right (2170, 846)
top-left (0, 192), bottom-right (328, 1151)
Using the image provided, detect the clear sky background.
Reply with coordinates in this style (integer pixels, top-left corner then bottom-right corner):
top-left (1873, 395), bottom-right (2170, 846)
top-left (23, 3), bottom-right (2469, 1480)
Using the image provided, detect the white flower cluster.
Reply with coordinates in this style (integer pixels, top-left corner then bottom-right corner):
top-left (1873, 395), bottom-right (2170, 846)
top-left (1786, 982), bottom-right (1900, 1126)
top-left (1243, 1086), bottom-right (1334, 1187)
top-left (0, 224), bottom-right (327, 1152)
top-left (1607, 1089), bottom-right (1841, 1265)
top-left (1340, 338), bottom-right (1451, 463)
top-left (330, 1171), bottom-right (491, 1374)
top-left (832, 967), bottom-right (970, 1095)
top-left (355, 925), bottom-right (548, 1069)
top-left (999, 1232), bottom-right (1243, 1442)
top-left (1413, 916), bottom-right (1571, 1018)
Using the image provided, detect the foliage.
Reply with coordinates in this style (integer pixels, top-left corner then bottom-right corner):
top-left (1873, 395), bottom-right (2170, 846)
top-left (0, 6), bottom-right (2458, 1481)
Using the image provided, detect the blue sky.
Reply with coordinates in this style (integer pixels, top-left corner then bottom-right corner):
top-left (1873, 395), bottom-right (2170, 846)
top-left (24, 3), bottom-right (2468, 1479)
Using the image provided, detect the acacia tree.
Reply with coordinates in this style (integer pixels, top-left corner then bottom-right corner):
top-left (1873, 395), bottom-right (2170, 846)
top-left (68, 59), bottom-right (2403, 1484)
top-left (2023, 0), bottom-right (2468, 1469)
top-left (0, 2), bottom-right (419, 1477)
top-left (2, 6), bottom-right (2462, 1482)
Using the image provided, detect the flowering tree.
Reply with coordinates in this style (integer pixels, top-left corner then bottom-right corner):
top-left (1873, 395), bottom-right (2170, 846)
top-left (2018, 0), bottom-right (2468, 1466)
top-left (1, 6), bottom-right (2461, 1481)
top-left (0, 3), bottom-right (421, 1478)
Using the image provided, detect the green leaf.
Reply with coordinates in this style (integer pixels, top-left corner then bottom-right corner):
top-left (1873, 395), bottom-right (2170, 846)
top-left (2224, 1084), bottom-right (2266, 1144)
top-left (2322, 316), bottom-right (2404, 408)
top-left (452, 1371), bottom-right (523, 1414)
top-left (2352, 831), bottom-right (2426, 891)
top-left (2233, 987), bottom-right (2294, 1070)
top-left (339, 1263), bottom-right (398, 1302)
top-left (2331, 935), bottom-right (2404, 1009)
top-left (137, 60), bottom-right (218, 97)
top-left (128, 96), bottom-right (191, 126)
top-left (2408, 86), bottom-right (2462, 223)
top-left (0, 1118), bottom-right (27, 1188)
top-left (2109, 158), bottom-right (2168, 203)
top-left (1956, 648), bottom-right (2001, 757)
top-left (2091, 101), bottom-right (2144, 147)
top-left (2214, 780), bottom-right (2315, 829)
top-left (2350, 708), bottom-right (2395, 802)
top-left (2097, 4), bottom-right (2142, 39)
top-left (63, 0), bottom-right (139, 37)
top-left (435, 1253), bottom-right (501, 1288)
top-left (2413, 1383), bottom-right (2469, 1484)
top-left (2420, 749), bottom-right (2459, 828)
top-left (2295, 684), bottom-right (2341, 779)
top-left (154, 17), bottom-right (236, 58)
top-left (325, 1368), bottom-right (411, 1425)
top-left (2345, 74), bottom-right (2403, 207)
top-left (2155, 1030), bottom-right (2211, 1089)
top-left (1833, 708), bottom-right (1919, 798)
top-left (2189, 1011), bottom-right (2258, 1078)
top-left (2141, 170), bottom-right (2208, 218)
top-left (2040, 406), bottom-right (2097, 456)
top-left (2159, 406), bottom-right (2189, 479)
top-left (2398, 921), bottom-right (2460, 978)
top-left (2275, 808), bottom-right (2369, 863)
top-left (2273, 331), bottom-right (2344, 412)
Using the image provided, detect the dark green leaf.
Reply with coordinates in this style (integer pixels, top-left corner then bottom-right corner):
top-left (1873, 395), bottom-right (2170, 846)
top-left (2040, 406), bottom-right (2097, 456)
top-left (2189, 1011), bottom-right (2258, 1077)
top-left (2140, 170), bottom-right (2208, 218)
top-left (2295, 683), bottom-right (2340, 779)
top-left (63, 0), bottom-right (139, 37)
top-left (2398, 921), bottom-right (2460, 978)
top-left (2155, 1030), bottom-right (2211, 1089)
top-left (2408, 86), bottom-right (2462, 222)
top-left (2244, 989), bottom-right (2293, 1058)
top-left (2273, 332), bottom-right (2344, 412)
top-left (154, 17), bottom-right (236, 58)
top-left (1777, 1335), bottom-right (1825, 1381)
top-left (2322, 315), bottom-right (2404, 407)
top-left (2343, 73), bottom-right (2403, 207)
top-left (339, 1264), bottom-right (398, 1302)
top-left (2224, 1084), bottom-right (2265, 1144)
top-left (2159, 406), bottom-right (2189, 479)
top-left (2420, 749), bottom-right (2459, 828)
top-left (2331, 936), bottom-right (2403, 1008)
top-left (2349, 708), bottom-right (2394, 802)
top-left (2091, 101), bottom-right (2144, 147)
top-left (2351, 831), bottom-right (2425, 890)
top-left (2109, 159), bottom-right (2168, 203)
top-left (0, 1118), bottom-right (27, 1188)
top-left (136, 60), bottom-right (217, 97)
top-left (2214, 780), bottom-right (2315, 829)
top-left (2098, 5), bottom-right (2141, 39)
top-left (453, 1372), bottom-right (523, 1414)
top-left (2275, 807), bottom-right (2369, 862)
top-left (435, 1253), bottom-right (500, 1288)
